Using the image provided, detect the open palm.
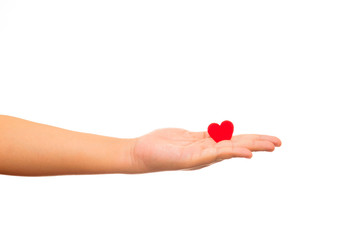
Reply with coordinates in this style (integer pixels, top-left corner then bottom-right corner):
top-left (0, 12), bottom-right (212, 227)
top-left (131, 128), bottom-right (281, 173)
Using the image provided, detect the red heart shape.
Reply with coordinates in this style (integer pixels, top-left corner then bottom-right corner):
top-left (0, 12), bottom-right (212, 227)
top-left (207, 120), bottom-right (234, 143)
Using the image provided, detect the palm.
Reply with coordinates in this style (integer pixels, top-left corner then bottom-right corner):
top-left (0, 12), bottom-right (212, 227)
top-left (132, 128), bottom-right (281, 172)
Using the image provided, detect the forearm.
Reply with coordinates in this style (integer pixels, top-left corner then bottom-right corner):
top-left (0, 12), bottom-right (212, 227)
top-left (0, 115), bottom-right (137, 176)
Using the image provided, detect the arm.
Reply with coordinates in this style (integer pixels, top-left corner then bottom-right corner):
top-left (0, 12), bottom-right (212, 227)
top-left (0, 115), bottom-right (281, 177)
top-left (0, 115), bottom-right (137, 176)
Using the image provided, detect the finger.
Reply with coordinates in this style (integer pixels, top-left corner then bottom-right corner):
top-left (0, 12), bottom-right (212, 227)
top-left (233, 139), bottom-right (276, 152)
top-left (257, 135), bottom-right (282, 147)
top-left (202, 140), bottom-right (253, 161)
top-left (215, 142), bottom-right (253, 160)
top-left (183, 141), bottom-right (252, 169)
top-left (232, 134), bottom-right (282, 147)
top-left (191, 132), bottom-right (282, 147)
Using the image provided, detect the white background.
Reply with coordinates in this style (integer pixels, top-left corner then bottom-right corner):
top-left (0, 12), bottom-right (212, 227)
top-left (1, 0), bottom-right (359, 239)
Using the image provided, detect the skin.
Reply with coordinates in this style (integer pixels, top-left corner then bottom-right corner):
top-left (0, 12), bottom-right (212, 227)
top-left (0, 115), bottom-right (281, 176)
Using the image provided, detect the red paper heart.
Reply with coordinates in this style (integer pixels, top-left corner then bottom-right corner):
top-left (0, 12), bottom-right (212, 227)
top-left (207, 120), bottom-right (234, 143)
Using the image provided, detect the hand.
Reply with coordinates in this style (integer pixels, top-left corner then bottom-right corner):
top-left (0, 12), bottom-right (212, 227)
top-left (131, 128), bottom-right (281, 173)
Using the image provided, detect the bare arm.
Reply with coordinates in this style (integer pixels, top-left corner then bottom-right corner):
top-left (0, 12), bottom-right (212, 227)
top-left (0, 115), bottom-right (136, 176)
top-left (0, 115), bottom-right (281, 176)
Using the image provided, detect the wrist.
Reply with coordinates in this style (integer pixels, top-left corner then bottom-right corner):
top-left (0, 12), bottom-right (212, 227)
top-left (112, 137), bottom-right (139, 174)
